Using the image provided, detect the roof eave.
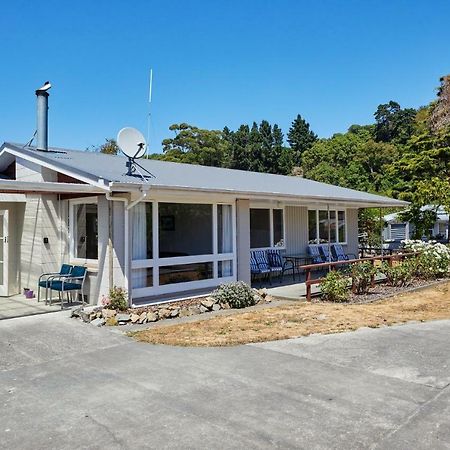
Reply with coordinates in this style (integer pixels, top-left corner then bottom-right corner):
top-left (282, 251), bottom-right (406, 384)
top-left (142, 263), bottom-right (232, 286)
top-left (109, 182), bottom-right (409, 208)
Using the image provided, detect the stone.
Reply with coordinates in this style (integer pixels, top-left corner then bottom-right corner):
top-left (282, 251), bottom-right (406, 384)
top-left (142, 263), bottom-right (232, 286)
top-left (90, 317), bottom-right (105, 327)
top-left (315, 314), bottom-right (327, 321)
top-left (179, 308), bottom-right (192, 317)
top-left (116, 314), bottom-right (131, 323)
top-left (89, 312), bottom-right (98, 321)
top-left (139, 312), bottom-right (147, 324)
top-left (80, 311), bottom-right (90, 323)
top-left (170, 308), bottom-right (180, 318)
top-left (96, 311), bottom-right (102, 319)
top-left (199, 305), bottom-right (209, 314)
top-left (158, 308), bottom-right (171, 319)
top-left (212, 304), bottom-right (221, 312)
top-left (188, 306), bottom-right (202, 315)
top-left (130, 314), bottom-right (140, 324)
top-left (146, 311), bottom-right (158, 322)
top-left (220, 302), bottom-right (230, 310)
top-left (102, 308), bottom-right (116, 319)
top-left (71, 307), bottom-right (83, 318)
top-left (200, 299), bottom-right (215, 309)
top-left (105, 317), bottom-right (118, 326)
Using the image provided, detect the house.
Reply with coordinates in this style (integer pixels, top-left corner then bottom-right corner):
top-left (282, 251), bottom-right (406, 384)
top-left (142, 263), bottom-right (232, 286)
top-left (383, 205), bottom-right (449, 244)
top-left (0, 86), bottom-right (407, 306)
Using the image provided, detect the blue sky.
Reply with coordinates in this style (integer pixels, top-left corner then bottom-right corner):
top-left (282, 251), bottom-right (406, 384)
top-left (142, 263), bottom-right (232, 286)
top-left (1, 0), bottom-right (450, 153)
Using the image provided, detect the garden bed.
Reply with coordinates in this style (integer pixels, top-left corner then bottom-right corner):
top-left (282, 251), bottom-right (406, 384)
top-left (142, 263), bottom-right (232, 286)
top-left (131, 281), bottom-right (450, 347)
top-left (316, 278), bottom-right (447, 305)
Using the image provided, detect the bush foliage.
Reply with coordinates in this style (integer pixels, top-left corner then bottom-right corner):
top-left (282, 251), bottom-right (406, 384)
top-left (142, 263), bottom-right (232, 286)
top-left (212, 281), bottom-right (257, 309)
top-left (320, 270), bottom-right (349, 303)
top-left (102, 286), bottom-right (128, 311)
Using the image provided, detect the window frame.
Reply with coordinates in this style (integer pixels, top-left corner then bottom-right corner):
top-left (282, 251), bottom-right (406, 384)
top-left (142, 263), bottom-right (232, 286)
top-left (69, 197), bottom-right (99, 265)
top-left (307, 207), bottom-right (348, 245)
top-left (131, 200), bottom-right (237, 298)
top-left (249, 206), bottom-right (286, 250)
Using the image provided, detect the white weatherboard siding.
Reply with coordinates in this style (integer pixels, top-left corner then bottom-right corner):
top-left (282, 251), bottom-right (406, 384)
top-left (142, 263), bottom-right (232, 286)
top-left (236, 199), bottom-right (251, 284)
top-left (346, 209), bottom-right (359, 256)
top-left (285, 206), bottom-right (309, 254)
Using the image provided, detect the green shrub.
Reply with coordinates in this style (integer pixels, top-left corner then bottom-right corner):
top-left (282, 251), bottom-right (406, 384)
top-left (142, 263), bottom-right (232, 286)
top-left (103, 286), bottom-right (128, 311)
top-left (212, 281), bottom-right (256, 309)
top-left (381, 261), bottom-right (414, 287)
top-left (349, 261), bottom-right (377, 294)
top-left (320, 270), bottom-right (349, 302)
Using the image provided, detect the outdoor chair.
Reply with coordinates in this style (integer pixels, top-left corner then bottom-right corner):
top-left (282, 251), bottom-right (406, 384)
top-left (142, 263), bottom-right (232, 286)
top-left (267, 249), bottom-right (294, 282)
top-left (332, 243), bottom-right (357, 261)
top-left (48, 265), bottom-right (87, 309)
top-left (38, 264), bottom-right (73, 303)
top-left (307, 245), bottom-right (325, 264)
top-left (250, 250), bottom-right (272, 285)
top-left (319, 244), bottom-right (337, 263)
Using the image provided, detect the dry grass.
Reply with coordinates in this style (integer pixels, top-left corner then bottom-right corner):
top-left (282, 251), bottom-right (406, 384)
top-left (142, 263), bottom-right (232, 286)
top-left (132, 282), bottom-right (450, 347)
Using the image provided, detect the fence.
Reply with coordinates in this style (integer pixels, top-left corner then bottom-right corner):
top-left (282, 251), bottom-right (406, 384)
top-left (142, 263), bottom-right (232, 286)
top-left (301, 252), bottom-right (419, 302)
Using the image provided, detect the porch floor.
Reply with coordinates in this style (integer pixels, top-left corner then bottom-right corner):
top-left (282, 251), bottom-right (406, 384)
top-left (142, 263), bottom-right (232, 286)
top-left (0, 294), bottom-right (82, 320)
top-left (254, 272), bottom-right (324, 301)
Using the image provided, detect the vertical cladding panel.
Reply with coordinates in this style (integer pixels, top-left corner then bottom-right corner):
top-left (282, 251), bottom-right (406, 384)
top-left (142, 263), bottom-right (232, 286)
top-left (95, 195), bottom-right (110, 303)
top-left (285, 206), bottom-right (309, 255)
top-left (21, 194), bottom-right (43, 288)
top-left (111, 201), bottom-right (126, 285)
top-left (236, 199), bottom-right (251, 284)
top-left (346, 208), bottom-right (359, 256)
top-left (41, 195), bottom-right (62, 273)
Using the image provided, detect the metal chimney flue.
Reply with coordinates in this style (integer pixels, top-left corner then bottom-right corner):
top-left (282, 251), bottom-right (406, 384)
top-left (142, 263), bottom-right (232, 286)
top-left (35, 81), bottom-right (52, 151)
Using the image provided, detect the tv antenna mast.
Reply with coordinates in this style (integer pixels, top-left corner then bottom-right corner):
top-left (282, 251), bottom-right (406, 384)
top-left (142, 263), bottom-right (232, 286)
top-left (117, 127), bottom-right (155, 180)
top-left (147, 68), bottom-right (153, 149)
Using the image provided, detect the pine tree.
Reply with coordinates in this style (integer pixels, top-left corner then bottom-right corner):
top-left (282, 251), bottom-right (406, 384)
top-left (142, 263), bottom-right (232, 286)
top-left (287, 114), bottom-right (317, 165)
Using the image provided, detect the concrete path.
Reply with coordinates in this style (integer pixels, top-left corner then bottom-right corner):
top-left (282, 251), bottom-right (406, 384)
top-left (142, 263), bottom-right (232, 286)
top-left (1, 314), bottom-right (450, 449)
top-left (0, 294), bottom-right (61, 320)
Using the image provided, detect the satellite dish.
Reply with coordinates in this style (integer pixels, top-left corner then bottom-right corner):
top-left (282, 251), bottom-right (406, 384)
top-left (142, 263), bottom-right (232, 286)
top-left (117, 127), bottom-right (147, 159)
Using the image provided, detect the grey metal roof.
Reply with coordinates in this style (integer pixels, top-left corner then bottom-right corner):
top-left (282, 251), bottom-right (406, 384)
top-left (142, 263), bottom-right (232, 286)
top-left (1, 142), bottom-right (408, 207)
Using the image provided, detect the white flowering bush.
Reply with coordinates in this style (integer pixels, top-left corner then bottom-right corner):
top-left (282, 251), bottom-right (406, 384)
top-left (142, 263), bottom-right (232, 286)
top-left (401, 240), bottom-right (450, 278)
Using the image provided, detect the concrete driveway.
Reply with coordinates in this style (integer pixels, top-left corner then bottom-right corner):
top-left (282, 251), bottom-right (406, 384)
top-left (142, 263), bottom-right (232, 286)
top-left (1, 312), bottom-right (450, 449)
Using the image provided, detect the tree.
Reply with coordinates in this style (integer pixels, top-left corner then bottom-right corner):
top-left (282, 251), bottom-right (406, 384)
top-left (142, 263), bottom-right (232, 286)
top-left (374, 101), bottom-right (416, 144)
top-left (91, 138), bottom-right (120, 155)
top-left (160, 123), bottom-right (229, 167)
top-left (429, 75), bottom-right (450, 132)
top-left (287, 114), bottom-right (317, 165)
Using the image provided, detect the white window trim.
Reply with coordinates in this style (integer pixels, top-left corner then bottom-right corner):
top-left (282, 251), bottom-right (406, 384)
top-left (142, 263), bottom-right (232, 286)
top-left (307, 207), bottom-right (348, 245)
top-left (131, 200), bottom-right (237, 298)
top-left (68, 197), bottom-right (99, 265)
top-left (250, 206), bottom-right (286, 250)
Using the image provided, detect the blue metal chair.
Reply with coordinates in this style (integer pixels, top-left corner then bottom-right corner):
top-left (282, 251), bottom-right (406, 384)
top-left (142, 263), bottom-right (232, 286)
top-left (332, 243), bottom-right (357, 261)
top-left (48, 265), bottom-right (87, 309)
top-left (319, 245), bottom-right (337, 262)
top-left (38, 264), bottom-right (73, 303)
top-left (307, 245), bottom-right (325, 264)
top-left (267, 249), bottom-right (293, 282)
top-left (250, 250), bottom-right (272, 284)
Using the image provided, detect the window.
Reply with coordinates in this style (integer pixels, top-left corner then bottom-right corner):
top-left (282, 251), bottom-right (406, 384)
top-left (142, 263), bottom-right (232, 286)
top-left (218, 204), bottom-right (233, 254)
top-left (250, 208), bottom-right (285, 249)
top-left (250, 209), bottom-right (271, 248)
top-left (308, 209), bottom-right (347, 244)
top-left (71, 201), bottom-right (98, 260)
top-left (132, 202), bottom-right (152, 260)
top-left (159, 203), bottom-right (213, 258)
top-left (159, 262), bottom-right (214, 285)
top-left (131, 201), bottom-right (235, 297)
top-left (273, 209), bottom-right (284, 247)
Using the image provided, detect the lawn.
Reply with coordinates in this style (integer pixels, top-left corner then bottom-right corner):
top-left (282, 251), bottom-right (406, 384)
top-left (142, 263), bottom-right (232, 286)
top-left (132, 281), bottom-right (450, 347)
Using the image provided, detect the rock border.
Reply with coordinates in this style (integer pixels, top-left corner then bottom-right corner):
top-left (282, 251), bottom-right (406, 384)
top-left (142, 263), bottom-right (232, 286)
top-left (71, 289), bottom-right (272, 327)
